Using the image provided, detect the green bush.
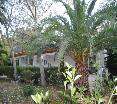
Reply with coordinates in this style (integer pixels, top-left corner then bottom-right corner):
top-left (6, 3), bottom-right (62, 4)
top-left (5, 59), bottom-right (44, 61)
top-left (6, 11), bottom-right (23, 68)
top-left (17, 66), bottom-right (40, 75)
top-left (21, 70), bottom-right (33, 83)
top-left (45, 67), bottom-right (65, 86)
top-left (17, 67), bottom-right (40, 84)
top-left (0, 66), bottom-right (41, 82)
top-left (22, 85), bottom-right (35, 97)
top-left (0, 66), bottom-right (14, 78)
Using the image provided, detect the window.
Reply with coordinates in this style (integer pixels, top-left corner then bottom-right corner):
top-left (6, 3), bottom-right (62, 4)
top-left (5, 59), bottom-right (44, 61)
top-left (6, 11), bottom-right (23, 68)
top-left (44, 60), bottom-right (47, 65)
top-left (21, 56), bottom-right (28, 64)
top-left (29, 58), bottom-right (33, 65)
top-left (16, 59), bottom-right (19, 66)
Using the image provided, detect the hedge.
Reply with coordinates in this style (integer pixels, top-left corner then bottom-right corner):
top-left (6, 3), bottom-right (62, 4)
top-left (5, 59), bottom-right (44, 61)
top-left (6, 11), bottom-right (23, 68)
top-left (0, 66), bottom-right (40, 79)
top-left (16, 66), bottom-right (40, 75)
top-left (0, 66), bottom-right (65, 86)
top-left (0, 66), bottom-right (14, 78)
top-left (45, 67), bottom-right (65, 86)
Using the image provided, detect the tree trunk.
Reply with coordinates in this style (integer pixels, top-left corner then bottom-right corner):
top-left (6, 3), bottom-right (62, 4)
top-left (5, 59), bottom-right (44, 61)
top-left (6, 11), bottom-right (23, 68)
top-left (37, 56), bottom-right (46, 86)
top-left (12, 50), bottom-right (17, 80)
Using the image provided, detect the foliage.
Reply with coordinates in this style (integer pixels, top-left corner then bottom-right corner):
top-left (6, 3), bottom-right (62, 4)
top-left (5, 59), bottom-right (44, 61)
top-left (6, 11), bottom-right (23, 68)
top-left (89, 71), bottom-right (117, 104)
top-left (0, 82), bottom-right (49, 103)
top-left (106, 53), bottom-right (117, 76)
top-left (0, 66), bottom-right (14, 78)
top-left (0, 42), bottom-right (8, 65)
top-left (40, 0), bottom-right (90, 54)
top-left (40, 0), bottom-right (117, 64)
top-left (45, 67), bottom-right (65, 86)
top-left (58, 63), bottom-right (82, 104)
top-left (16, 66), bottom-right (41, 84)
top-left (22, 85), bottom-right (35, 97)
top-left (0, 66), bottom-right (41, 80)
top-left (108, 78), bottom-right (117, 104)
top-left (92, 0), bottom-right (117, 51)
top-left (63, 62), bottom-right (82, 90)
top-left (31, 91), bottom-right (51, 104)
top-left (21, 70), bottom-right (33, 83)
top-left (17, 66), bottom-right (40, 74)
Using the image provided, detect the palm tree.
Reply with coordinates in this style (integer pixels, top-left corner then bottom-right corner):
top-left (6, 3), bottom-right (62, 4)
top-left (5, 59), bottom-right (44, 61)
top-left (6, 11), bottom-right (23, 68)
top-left (41, 0), bottom-right (97, 61)
top-left (40, 0), bottom-right (117, 87)
top-left (39, 0), bottom-right (96, 88)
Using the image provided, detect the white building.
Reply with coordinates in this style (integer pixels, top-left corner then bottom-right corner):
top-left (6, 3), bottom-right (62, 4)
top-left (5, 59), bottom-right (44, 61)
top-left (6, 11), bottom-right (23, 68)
top-left (13, 48), bottom-right (76, 68)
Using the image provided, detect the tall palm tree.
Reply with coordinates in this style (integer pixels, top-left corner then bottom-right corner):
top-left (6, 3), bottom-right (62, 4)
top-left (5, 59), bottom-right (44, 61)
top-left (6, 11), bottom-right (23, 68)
top-left (42, 0), bottom-right (117, 60)
top-left (40, 0), bottom-right (117, 87)
top-left (41, 0), bottom-right (97, 61)
top-left (39, 0), bottom-right (97, 88)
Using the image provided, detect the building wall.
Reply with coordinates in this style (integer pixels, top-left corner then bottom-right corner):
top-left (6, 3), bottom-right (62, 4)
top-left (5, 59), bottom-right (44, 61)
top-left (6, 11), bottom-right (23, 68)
top-left (40, 52), bottom-right (76, 68)
top-left (15, 52), bottom-right (76, 68)
top-left (15, 55), bottom-right (33, 67)
top-left (64, 55), bottom-right (76, 67)
top-left (33, 55), bottom-right (39, 67)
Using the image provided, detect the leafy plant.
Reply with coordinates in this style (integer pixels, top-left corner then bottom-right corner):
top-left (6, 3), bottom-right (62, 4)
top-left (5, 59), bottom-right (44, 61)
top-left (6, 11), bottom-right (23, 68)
top-left (31, 91), bottom-right (50, 104)
top-left (107, 78), bottom-right (117, 104)
top-left (58, 62), bottom-right (82, 104)
top-left (22, 70), bottom-right (33, 83)
top-left (22, 85), bottom-right (35, 97)
top-left (0, 66), bottom-right (14, 78)
top-left (63, 62), bottom-right (82, 91)
top-left (45, 67), bottom-right (65, 86)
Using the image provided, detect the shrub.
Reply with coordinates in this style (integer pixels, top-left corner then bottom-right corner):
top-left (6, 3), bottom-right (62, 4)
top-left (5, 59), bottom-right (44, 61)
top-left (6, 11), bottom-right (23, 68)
top-left (45, 67), bottom-right (65, 86)
top-left (0, 66), bottom-right (40, 77)
top-left (21, 70), bottom-right (33, 83)
top-left (106, 53), bottom-right (117, 76)
top-left (22, 85), bottom-right (35, 97)
top-left (17, 67), bottom-right (40, 84)
top-left (0, 66), bottom-right (14, 78)
top-left (17, 66), bottom-right (40, 75)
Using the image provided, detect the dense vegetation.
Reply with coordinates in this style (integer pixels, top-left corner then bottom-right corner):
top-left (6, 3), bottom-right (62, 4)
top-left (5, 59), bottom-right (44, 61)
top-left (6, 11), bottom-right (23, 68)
top-left (0, 0), bottom-right (116, 103)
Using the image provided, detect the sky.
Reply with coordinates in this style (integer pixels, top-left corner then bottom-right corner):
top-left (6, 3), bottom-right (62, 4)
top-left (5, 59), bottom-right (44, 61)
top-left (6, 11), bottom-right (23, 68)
top-left (38, 0), bottom-right (108, 20)
top-left (45, 0), bottom-right (107, 15)
top-left (0, 0), bottom-right (108, 35)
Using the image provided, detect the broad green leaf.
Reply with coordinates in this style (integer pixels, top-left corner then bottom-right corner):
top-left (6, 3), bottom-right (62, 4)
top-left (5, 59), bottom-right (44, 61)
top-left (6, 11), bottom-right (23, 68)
top-left (98, 98), bottom-right (104, 104)
top-left (114, 86), bottom-right (117, 94)
top-left (62, 72), bottom-right (66, 77)
top-left (45, 91), bottom-right (49, 97)
top-left (71, 87), bottom-right (76, 96)
top-left (115, 78), bottom-right (117, 82)
top-left (31, 93), bottom-right (42, 104)
top-left (66, 71), bottom-right (72, 78)
top-left (72, 68), bottom-right (76, 76)
top-left (67, 75), bottom-right (73, 82)
top-left (65, 62), bottom-right (72, 69)
top-left (64, 80), bottom-right (69, 90)
top-left (74, 75), bottom-right (82, 81)
top-left (40, 92), bottom-right (44, 98)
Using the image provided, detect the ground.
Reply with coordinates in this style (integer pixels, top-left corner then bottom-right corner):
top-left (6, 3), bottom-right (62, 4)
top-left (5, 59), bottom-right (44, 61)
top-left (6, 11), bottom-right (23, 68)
top-left (0, 81), bottom-right (61, 104)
